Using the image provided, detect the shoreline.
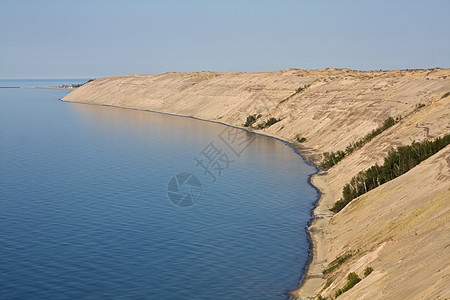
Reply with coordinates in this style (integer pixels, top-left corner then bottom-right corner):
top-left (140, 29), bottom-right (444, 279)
top-left (61, 98), bottom-right (326, 298)
top-left (290, 172), bottom-right (331, 299)
top-left (37, 86), bottom-right (76, 90)
top-left (289, 143), bottom-right (328, 299)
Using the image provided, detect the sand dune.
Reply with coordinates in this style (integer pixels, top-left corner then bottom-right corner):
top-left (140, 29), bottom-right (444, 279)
top-left (63, 68), bottom-right (450, 299)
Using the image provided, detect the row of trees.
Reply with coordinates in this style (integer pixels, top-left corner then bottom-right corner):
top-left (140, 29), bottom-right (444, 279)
top-left (332, 134), bottom-right (450, 212)
top-left (58, 79), bottom-right (95, 89)
top-left (320, 116), bottom-right (400, 169)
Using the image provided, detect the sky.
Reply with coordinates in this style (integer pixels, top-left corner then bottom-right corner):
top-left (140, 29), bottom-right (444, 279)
top-left (1, 0), bottom-right (449, 78)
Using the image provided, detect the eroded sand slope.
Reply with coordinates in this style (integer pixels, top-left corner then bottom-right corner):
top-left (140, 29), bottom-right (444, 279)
top-left (63, 69), bottom-right (450, 299)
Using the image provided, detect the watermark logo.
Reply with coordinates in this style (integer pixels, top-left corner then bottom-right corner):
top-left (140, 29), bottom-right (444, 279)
top-left (253, 90), bottom-right (273, 112)
top-left (167, 127), bottom-right (258, 207)
top-left (167, 91), bottom-right (273, 207)
top-left (167, 173), bottom-right (202, 207)
top-left (194, 140), bottom-right (234, 182)
top-left (219, 126), bottom-right (256, 157)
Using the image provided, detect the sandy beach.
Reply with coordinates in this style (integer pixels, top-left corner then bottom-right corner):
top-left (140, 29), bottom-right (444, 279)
top-left (291, 172), bottom-right (331, 298)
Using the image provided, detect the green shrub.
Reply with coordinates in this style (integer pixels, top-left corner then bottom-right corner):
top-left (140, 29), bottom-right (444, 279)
top-left (323, 277), bottom-right (334, 290)
top-left (296, 84), bottom-right (310, 93)
top-left (320, 151), bottom-right (346, 169)
top-left (342, 272), bottom-right (361, 292)
top-left (243, 114), bottom-right (261, 127)
top-left (320, 116), bottom-right (400, 169)
top-left (415, 103), bottom-right (425, 110)
top-left (332, 134), bottom-right (450, 212)
top-left (323, 252), bottom-right (353, 274)
top-left (335, 272), bottom-right (361, 298)
top-left (278, 84), bottom-right (310, 106)
top-left (364, 266), bottom-right (373, 277)
top-left (295, 133), bottom-right (307, 143)
top-left (265, 117), bottom-right (280, 127)
top-left (330, 199), bottom-right (348, 213)
top-left (257, 117), bottom-right (281, 129)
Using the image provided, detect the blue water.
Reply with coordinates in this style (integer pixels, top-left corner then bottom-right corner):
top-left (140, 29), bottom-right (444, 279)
top-left (0, 80), bottom-right (318, 300)
top-left (0, 78), bottom-right (90, 88)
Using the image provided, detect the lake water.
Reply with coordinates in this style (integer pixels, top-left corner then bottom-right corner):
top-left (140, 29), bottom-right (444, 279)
top-left (0, 80), bottom-right (318, 300)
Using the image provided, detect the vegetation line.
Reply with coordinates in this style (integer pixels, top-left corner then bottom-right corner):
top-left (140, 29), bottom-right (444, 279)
top-left (243, 114), bottom-right (261, 127)
top-left (243, 114), bottom-right (281, 129)
top-left (320, 116), bottom-right (400, 169)
top-left (256, 117), bottom-right (281, 129)
top-left (277, 84), bottom-right (310, 106)
top-left (334, 272), bottom-right (361, 298)
top-left (332, 134), bottom-right (450, 213)
top-left (323, 252), bottom-right (354, 274)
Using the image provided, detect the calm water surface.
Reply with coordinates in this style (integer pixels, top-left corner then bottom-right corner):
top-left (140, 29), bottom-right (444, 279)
top-left (0, 80), bottom-right (318, 300)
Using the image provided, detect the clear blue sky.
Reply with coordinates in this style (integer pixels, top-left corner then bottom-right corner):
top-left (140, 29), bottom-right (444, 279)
top-left (1, 0), bottom-right (449, 78)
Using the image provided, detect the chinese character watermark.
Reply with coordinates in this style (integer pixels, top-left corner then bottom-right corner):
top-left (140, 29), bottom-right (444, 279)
top-left (167, 126), bottom-right (256, 207)
top-left (194, 141), bottom-right (234, 182)
top-left (219, 126), bottom-right (256, 157)
top-left (166, 91), bottom-right (273, 207)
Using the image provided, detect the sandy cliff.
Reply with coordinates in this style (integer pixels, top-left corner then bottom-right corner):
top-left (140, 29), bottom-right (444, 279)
top-left (63, 68), bottom-right (450, 299)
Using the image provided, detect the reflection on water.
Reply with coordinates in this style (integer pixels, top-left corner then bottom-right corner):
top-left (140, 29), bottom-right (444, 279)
top-left (0, 83), bottom-right (318, 300)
